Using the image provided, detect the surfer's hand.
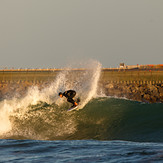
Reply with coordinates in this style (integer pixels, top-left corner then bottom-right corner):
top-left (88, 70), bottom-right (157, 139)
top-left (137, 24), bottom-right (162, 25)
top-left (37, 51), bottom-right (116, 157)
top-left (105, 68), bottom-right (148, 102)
top-left (74, 102), bottom-right (78, 106)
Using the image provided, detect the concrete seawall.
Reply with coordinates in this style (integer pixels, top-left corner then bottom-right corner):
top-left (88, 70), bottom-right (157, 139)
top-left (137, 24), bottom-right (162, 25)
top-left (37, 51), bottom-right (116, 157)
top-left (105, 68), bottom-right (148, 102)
top-left (0, 69), bottom-right (163, 83)
top-left (0, 69), bottom-right (163, 103)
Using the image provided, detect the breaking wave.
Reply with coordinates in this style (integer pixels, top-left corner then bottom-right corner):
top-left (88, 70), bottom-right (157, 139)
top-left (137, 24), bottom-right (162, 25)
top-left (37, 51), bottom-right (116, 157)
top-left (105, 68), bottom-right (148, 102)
top-left (1, 98), bottom-right (163, 142)
top-left (0, 60), bottom-right (102, 139)
top-left (0, 60), bottom-right (162, 142)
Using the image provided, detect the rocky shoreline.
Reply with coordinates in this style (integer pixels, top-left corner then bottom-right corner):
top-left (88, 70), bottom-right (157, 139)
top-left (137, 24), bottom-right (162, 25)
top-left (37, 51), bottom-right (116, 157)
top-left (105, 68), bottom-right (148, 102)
top-left (0, 82), bottom-right (163, 103)
top-left (102, 82), bottom-right (163, 103)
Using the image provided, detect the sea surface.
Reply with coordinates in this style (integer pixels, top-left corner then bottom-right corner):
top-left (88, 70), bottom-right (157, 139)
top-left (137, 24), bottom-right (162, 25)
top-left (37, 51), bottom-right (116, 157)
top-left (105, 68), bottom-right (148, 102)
top-left (1, 139), bottom-right (163, 163)
top-left (0, 98), bottom-right (163, 162)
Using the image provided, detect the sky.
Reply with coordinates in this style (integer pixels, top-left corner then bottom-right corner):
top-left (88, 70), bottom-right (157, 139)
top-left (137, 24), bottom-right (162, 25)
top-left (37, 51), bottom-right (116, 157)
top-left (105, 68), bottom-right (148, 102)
top-left (0, 0), bottom-right (163, 69)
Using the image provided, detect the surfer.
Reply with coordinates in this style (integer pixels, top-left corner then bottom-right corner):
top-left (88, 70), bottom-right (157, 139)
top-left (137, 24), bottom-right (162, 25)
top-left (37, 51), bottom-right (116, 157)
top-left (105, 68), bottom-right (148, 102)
top-left (58, 90), bottom-right (79, 107)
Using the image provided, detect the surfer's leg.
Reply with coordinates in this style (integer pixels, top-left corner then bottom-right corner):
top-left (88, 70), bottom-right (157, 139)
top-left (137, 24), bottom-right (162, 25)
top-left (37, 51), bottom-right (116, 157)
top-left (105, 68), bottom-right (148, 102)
top-left (67, 98), bottom-right (77, 107)
top-left (67, 98), bottom-right (75, 104)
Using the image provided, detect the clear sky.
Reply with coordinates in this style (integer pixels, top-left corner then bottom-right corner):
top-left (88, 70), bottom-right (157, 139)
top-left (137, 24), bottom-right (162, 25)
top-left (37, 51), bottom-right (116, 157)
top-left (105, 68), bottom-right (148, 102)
top-left (0, 0), bottom-right (163, 69)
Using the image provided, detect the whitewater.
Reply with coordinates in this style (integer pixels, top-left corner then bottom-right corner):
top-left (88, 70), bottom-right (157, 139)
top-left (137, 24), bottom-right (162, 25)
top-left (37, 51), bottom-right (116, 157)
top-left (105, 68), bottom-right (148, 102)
top-left (0, 60), bottom-right (102, 139)
top-left (0, 60), bottom-right (163, 162)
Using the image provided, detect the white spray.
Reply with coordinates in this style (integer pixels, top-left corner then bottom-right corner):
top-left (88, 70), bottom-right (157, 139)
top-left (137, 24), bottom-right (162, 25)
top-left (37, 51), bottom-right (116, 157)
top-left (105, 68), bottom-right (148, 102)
top-left (78, 61), bottom-right (102, 108)
top-left (0, 60), bottom-right (102, 136)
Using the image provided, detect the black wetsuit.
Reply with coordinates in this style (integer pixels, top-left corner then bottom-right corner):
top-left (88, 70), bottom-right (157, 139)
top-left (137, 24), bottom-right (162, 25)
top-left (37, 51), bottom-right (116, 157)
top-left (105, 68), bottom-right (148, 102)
top-left (62, 90), bottom-right (76, 106)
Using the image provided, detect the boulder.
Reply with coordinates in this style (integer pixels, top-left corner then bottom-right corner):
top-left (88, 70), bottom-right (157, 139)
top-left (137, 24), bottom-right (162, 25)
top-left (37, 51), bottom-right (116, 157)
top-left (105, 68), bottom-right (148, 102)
top-left (143, 94), bottom-right (151, 101)
top-left (158, 87), bottom-right (163, 94)
top-left (105, 83), bottom-right (114, 89)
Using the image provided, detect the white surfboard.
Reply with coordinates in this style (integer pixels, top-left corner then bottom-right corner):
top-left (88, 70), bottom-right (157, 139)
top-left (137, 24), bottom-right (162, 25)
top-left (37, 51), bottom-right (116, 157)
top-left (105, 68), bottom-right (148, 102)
top-left (67, 105), bottom-right (79, 112)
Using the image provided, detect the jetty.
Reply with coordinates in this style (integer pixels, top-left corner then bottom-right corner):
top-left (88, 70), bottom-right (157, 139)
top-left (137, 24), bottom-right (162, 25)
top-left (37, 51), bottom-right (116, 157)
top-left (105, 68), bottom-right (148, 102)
top-left (0, 64), bottom-right (163, 103)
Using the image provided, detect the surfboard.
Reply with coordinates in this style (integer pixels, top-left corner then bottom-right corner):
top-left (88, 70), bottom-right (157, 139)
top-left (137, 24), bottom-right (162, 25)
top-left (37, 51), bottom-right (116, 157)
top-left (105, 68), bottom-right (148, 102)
top-left (67, 105), bottom-right (79, 112)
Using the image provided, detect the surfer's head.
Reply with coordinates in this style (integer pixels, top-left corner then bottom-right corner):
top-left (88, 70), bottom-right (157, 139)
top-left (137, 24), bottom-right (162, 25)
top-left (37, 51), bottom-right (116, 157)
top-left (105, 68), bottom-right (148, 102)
top-left (58, 92), bottom-right (63, 98)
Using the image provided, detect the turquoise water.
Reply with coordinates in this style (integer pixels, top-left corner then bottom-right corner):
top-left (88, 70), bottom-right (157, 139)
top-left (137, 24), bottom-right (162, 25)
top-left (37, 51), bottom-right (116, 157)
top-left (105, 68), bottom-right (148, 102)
top-left (0, 98), bottom-right (163, 162)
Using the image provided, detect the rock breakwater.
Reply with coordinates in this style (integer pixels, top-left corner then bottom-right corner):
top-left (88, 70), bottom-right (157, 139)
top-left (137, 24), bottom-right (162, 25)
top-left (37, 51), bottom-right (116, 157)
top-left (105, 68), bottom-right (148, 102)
top-left (0, 80), bottom-right (163, 103)
top-left (102, 82), bottom-right (163, 103)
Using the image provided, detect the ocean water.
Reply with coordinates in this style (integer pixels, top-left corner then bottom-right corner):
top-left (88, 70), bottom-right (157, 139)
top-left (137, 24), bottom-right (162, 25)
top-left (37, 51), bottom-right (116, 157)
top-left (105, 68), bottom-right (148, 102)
top-left (1, 138), bottom-right (163, 162)
top-left (0, 98), bottom-right (163, 162)
top-left (0, 62), bottom-right (163, 162)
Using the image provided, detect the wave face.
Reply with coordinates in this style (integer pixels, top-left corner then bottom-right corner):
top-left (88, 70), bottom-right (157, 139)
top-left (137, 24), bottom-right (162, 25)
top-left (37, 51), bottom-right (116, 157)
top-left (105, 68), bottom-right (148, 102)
top-left (71, 98), bottom-right (163, 142)
top-left (1, 98), bottom-right (162, 142)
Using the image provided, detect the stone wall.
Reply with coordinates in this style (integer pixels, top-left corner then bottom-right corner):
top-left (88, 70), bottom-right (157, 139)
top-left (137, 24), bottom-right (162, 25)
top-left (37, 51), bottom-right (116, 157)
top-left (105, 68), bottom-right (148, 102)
top-left (101, 82), bottom-right (163, 103)
top-left (0, 70), bottom-right (163, 103)
top-left (0, 80), bottom-right (163, 103)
